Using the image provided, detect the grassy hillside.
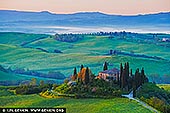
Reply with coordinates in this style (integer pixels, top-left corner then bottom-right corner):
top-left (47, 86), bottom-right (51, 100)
top-left (0, 70), bottom-right (63, 85)
top-left (157, 84), bottom-right (170, 92)
top-left (0, 93), bottom-right (153, 113)
top-left (137, 83), bottom-right (170, 112)
top-left (0, 32), bottom-right (49, 46)
top-left (0, 70), bottom-right (27, 81)
top-left (1, 43), bottom-right (170, 77)
top-left (0, 32), bottom-right (170, 82)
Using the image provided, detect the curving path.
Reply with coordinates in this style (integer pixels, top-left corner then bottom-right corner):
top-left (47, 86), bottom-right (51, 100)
top-left (122, 91), bottom-right (160, 113)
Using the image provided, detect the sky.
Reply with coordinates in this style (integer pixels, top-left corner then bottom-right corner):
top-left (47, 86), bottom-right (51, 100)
top-left (0, 0), bottom-right (170, 15)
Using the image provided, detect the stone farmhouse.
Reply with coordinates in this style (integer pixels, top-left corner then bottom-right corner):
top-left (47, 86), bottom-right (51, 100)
top-left (97, 68), bottom-right (120, 81)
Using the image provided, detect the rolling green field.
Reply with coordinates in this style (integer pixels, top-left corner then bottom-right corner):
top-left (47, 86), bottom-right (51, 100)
top-left (0, 70), bottom-right (63, 84)
top-left (157, 84), bottom-right (170, 92)
top-left (0, 32), bottom-right (170, 82)
top-left (0, 93), bottom-right (154, 113)
top-left (0, 32), bottom-right (168, 112)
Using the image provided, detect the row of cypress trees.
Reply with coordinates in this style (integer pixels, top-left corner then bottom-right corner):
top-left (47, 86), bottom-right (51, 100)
top-left (72, 65), bottom-right (91, 85)
top-left (119, 62), bottom-right (149, 91)
top-left (103, 61), bottom-right (148, 92)
top-left (72, 62), bottom-right (149, 92)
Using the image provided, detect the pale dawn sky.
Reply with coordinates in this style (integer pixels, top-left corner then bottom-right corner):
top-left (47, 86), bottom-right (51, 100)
top-left (0, 0), bottom-right (170, 15)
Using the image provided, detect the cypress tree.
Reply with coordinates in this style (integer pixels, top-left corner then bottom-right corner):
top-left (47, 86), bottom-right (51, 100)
top-left (117, 72), bottom-right (120, 85)
top-left (80, 65), bottom-right (84, 71)
top-left (123, 62), bottom-right (129, 88)
top-left (127, 62), bottom-right (129, 77)
top-left (135, 68), bottom-right (140, 88)
top-left (121, 69), bottom-right (126, 88)
top-left (124, 63), bottom-right (127, 71)
top-left (132, 74), bottom-right (136, 97)
top-left (133, 87), bottom-right (136, 98)
top-left (144, 76), bottom-right (149, 83)
top-left (141, 68), bottom-right (145, 84)
top-left (126, 62), bottom-right (129, 89)
top-left (127, 76), bottom-right (133, 91)
top-left (141, 68), bottom-right (149, 83)
top-left (134, 69), bottom-right (138, 90)
top-left (103, 62), bottom-right (108, 71)
top-left (132, 75), bottom-right (136, 90)
top-left (78, 65), bottom-right (84, 82)
top-left (120, 63), bottom-right (123, 88)
top-left (84, 67), bottom-right (89, 85)
top-left (128, 69), bottom-right (133, 90)
top-left (130, 69), bottom-right (132, 76)
top-left (74, 67), bottom-right (77, 75)
top-left (124, 63), bottom-right (127, 86)
top-left (71, 67), bottom-right (77, 81)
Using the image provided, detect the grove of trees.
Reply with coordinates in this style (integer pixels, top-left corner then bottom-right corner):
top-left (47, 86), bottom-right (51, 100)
top-left (118, 62), bottom-right (148, 94)
top-left (14, 78), bottom-right (53, 95)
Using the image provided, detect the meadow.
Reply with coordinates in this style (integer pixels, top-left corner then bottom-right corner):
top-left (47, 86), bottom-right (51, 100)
top-left (0, 32), bottom-right (170, 83)
top-left (0, 92), bottom-right (154, 113)
top-left (1, 32), bottom-right (169, 112)
top-left (157, 84), bottom-right (170, 92)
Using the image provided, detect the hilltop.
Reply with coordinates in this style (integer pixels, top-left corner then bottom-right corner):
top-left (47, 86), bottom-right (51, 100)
top-left (0, 10), bottom-right (170, 34)
top-left (0, 10), bottom-right (169, 26)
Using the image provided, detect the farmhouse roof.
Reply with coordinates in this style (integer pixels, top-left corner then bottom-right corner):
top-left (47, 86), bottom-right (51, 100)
top-left (99, 68), bottom-right (119, 74)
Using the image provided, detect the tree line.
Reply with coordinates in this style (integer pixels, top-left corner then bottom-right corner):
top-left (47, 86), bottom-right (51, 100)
top-left (71, 62), bottom-right (149, 93)
top-left (55, 34), bottom-right (85, 42)
top-left (71, 65), bottom-right (95, 85)
top-left (103, 62), bottom-right (149, 96)
top-left (13, 78), bottom-right (53, 95)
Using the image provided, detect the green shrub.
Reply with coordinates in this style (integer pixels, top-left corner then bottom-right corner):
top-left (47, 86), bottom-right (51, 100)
top-left (137, 83), bottom-right (170, 113)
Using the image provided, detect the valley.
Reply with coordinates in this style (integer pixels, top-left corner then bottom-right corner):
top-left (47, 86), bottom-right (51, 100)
top-left (0, 32), bottom-right (170, 84)
top-left (0, 2), bottom-right (170, 112)
top-left (0, 31), bottom-right (170, 113)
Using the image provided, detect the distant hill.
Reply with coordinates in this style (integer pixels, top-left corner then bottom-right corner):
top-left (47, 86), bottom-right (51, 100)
top-left (0, 65), bottom-right (8, 73)
top-left (0, 10), bottom-right (170, 26)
